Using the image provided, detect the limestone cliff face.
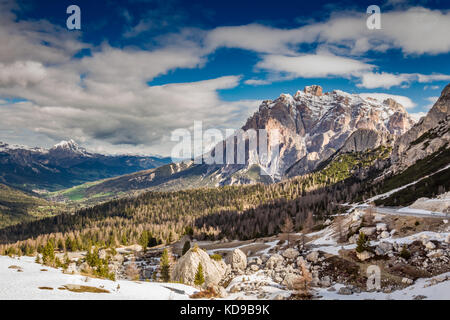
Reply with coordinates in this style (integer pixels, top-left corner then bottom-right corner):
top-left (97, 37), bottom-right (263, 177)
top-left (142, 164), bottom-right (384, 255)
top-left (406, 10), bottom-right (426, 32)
top-left (391, 84), bottom-right (450, 173)
top-left (238, 85), bottom-right (413, 178)
top-left (339, 129), bottom-right (391, 153)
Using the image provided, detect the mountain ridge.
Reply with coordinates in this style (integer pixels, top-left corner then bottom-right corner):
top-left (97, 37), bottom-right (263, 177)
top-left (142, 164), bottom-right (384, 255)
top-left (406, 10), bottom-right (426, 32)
top-left (0, 139), bottom-right (172, 192)
top-left (45, 85), bottom-right (421, 203)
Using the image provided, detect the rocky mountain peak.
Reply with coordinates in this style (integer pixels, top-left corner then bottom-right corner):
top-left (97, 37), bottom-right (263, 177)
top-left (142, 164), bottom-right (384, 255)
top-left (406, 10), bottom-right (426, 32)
top-left (50, 139), bottom-right (88, 156)
top-left (239, 86), bottom-right (414, 178)
top-left (53, 139), bottom-right (78, 149)
top-left (391, 83), bottom-right (450, 172)
top-left (432, 83), bottom-right (450, 115)
top-left (303, 85), bottom-right (323, 96)
top-left (442, 83), bottom-right (450, 97)
top-left (383, 98), bottom-right (406, 113)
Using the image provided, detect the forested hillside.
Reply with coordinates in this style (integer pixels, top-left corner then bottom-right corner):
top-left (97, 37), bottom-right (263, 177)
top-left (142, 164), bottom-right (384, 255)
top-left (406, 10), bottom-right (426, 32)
top-left (0, 147), bottom-right (394, 252)
top-left (0, 184), bottom-right (63, 228)
top-left (1, 141), bottom-right (448, 256)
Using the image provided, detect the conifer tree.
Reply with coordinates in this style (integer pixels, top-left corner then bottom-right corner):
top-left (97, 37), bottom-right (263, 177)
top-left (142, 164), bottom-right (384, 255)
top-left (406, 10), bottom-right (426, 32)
top-left (194, 263), bottom-right (205, 286)
top-left (356, 232), bottom-right (370, 253)
top-left (182, 241), bottom-right (191, 256)
top-left (160, 248), bottom-right (171, 282)
top-left (139, 231), bottom-right (149, 252)
top-left (42, 241), bottom-right (55, 266)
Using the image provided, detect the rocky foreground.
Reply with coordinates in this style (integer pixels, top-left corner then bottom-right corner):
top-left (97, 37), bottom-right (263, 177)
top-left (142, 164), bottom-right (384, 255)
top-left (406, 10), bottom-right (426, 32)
top-left (17, 202), bottom-right (450, 300)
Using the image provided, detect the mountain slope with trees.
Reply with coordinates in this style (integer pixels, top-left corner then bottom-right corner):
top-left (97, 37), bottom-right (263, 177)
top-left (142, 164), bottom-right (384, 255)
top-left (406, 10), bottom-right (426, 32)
top-left (0, 139), bottom-right (172, 192)
top-left (0, 184), bottom-right (63, 228)
top-left (1, 84), bottom-right (449, 257)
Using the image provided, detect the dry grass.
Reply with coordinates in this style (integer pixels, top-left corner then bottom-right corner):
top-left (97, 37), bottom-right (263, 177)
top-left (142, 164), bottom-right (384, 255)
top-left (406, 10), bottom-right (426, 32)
top-left (292, 258), bottom-right (313, 300)
top-left (62, 284), bottom-right (110, 293)
top-left (8, 265), bottom-right (21, 269)
top-left (38, 287), bottom-right (53, 290)
top-left (384, 215), bottom-right (444, 238)
top-left (189, 286), bottom-right (219, 299)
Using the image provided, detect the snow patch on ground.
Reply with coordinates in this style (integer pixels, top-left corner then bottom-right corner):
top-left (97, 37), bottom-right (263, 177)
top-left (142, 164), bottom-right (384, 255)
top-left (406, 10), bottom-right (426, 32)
top-left (0, 256), bottom-right (196, 300)
top-left (365, 164), bottom-right (450, 204)
top-left (225, 271), bottom-right (290, 300)
top-left (317, 272), bottom-right (450, 300)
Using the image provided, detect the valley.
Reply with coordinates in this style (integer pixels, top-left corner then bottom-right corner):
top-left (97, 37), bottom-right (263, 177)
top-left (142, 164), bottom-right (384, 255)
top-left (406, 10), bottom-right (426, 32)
top-left (0, 83), bottom-right (449, 300)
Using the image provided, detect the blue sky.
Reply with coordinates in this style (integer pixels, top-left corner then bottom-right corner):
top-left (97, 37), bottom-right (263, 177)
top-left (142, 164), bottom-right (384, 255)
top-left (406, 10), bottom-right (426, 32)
top-left (0, 0), bottom-right (449, 155)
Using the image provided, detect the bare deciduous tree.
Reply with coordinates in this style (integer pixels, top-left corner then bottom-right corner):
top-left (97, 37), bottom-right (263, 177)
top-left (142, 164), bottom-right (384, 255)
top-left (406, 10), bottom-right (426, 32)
top-left (364, 206), bottom-right (376, 226)
top-left (305, 211), bottom-right (315, 233)
top-left (280, 216), bottom-right (294, 246)
top-left (125, 258), bottom-right (140, 281)
top-left (294, 258), bottom-right (313, 299)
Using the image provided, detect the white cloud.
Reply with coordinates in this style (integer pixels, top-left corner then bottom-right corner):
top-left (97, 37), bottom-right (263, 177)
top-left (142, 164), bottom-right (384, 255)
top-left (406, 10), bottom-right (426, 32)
top-left (0, 61), bottom-right (47, 87)
top-left (77, 45), bottom-right (205, 86)
top-left (426, 96), bottom-right (440, 103)
top-left (409, 112), bottom-right (427, 122)
top-left (204, 24), bottom-right (309, 55)
top-left (357, 72), bottom-right (412, 89)
top-left (244, 79), bottom-right (271, 86)
top-left (359, 92), bottom-right (417, 109)
top-left (0, 3), bottom-right (256, 156)
top-left (417, 74), bottom-right (450, 83)
top-left (0, 75), bottom-right (260, 155)
top-left (256, 54), bottom-right (373, 79)
top-left (0, 2), bottom-right (86, 64)
top-left (204, 7), bottom-right (450, 56)
top-left (357, 72), bottom-right (450, 89)
top-left (424, 85), bottom-right (440, 90)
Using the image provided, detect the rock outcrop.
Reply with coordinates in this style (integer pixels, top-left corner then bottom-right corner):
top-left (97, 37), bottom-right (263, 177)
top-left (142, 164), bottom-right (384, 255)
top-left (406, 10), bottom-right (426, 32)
top-left (339, 129), bottom-right (390, 153)
top-left (225, 249), bottom-right (247, 271)
top-left (391, 83), bottom-right (450, 172)
top-left (282, 248), bottom-right (300, 260)
top-left (171, 247), bottom-right (228, 287)
top-left (58, 85), bottom-right (417, 193)
top-left (199, 85), bottom-right (414, 185)
top-left (409, 192), bottom-right (450, 213)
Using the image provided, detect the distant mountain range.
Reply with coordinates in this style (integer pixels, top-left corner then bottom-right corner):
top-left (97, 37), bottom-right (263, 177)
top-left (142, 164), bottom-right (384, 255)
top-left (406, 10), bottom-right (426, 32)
top-left (0, 84), bottom-right (449, 232)
top-left (0, 139), bottom-right (172, 191)
top-left (2, 84), bottom-right (449, 207)
top-left (2, 84), bottom-right (449, 244)
top-left (54, 84), bottom-right (441, 203)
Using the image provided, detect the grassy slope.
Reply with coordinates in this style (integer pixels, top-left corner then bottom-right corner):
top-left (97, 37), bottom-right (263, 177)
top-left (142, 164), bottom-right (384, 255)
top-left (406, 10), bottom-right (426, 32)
top-left (312, 146), bottom-right (391, 184)
top-left (45, 147), bottom-right (391, 207)
top-left (375, 167), bottom-right (450, 206)
top-left (374, 146), bottom-right (450, 206)
top-left (0, 184), bottom-right (63, 228)
top-left (379, 145), bottom-right (449, 195)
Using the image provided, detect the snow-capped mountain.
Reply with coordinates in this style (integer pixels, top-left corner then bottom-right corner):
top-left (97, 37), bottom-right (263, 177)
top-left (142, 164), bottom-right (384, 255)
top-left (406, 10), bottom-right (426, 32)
top-left (73, 85), bottom-right (417, 197)
top-left (218, 85), bottom-right (414, 180)
top-left (391, 83), bottom-right (450, 173)
top-left (0, 140), bottom-right (172, 191)
top-left (50, 139), bottom-right (89, 156)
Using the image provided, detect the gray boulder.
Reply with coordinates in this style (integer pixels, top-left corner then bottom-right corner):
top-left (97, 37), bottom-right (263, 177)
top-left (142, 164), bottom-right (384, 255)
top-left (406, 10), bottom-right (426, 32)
top-left (306, 251), bottom-right (320, 263)
top-left (282, 273), bottom-right (303, 290)
top-left (225, 249), bottom-right (247, 271)
top-left (282, 248), bottom-right (300, 260)
top-left (359, 227), bottom-right (376, 236)
top-left (265, 254), bottom-right (284, 269)
top-left (172, 247), bottom-right (227, 287)
top-left (338, 287), bottom-right (353, 295)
